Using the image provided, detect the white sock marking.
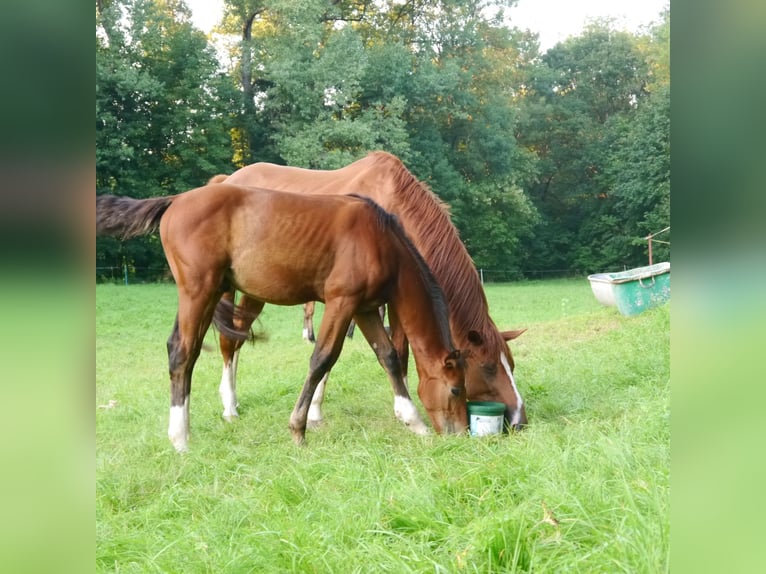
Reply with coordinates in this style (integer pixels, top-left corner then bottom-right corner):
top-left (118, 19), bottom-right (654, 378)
top-left (308, 373), bottom-right (329, 424)
top-left (219, 351), bottom-right (240, 421)
top-left (394, 395), bottom-right (429, 435)
top-left (168, 397), bottom-right (190, 452)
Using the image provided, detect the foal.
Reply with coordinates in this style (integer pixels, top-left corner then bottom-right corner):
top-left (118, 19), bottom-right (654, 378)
top-left (97, 184), bottom-right (467, 451)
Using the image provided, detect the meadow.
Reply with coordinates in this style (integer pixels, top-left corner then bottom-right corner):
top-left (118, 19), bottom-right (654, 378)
top-left (96, 279), bottom-right (669, 573)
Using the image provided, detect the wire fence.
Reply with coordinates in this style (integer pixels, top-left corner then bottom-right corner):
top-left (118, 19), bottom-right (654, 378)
top-left (96, 264), bottom-right (585, 285)
top-left (96, 265), bottom-right (172, 284)
top-left (478, 268), bottom-right (584, 282)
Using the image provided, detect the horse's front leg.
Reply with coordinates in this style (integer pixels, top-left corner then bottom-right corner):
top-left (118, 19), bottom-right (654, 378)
top-left (353, 310), bottom-right (428, 435)
top-left (307, 372), bottom-right (329, 429)
top-left (290, 301), bottom-right (352, 445)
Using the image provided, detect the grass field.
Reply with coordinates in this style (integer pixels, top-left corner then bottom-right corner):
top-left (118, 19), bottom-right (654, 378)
top-left (96, 279), bottom-right (669, 573)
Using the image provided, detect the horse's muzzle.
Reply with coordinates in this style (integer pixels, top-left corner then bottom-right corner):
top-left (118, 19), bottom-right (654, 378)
top-left (505, 405), bottom-right (528, 432)
top-left (441, 416), bottom-right (468, 435)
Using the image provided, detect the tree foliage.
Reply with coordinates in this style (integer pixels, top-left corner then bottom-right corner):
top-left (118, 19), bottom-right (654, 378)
top-left (515, 14), bottom-right (669, 272)
top-left (95, 0), bottom-right (670, 280)
top-left (97, 0), bottom-right (240, 279)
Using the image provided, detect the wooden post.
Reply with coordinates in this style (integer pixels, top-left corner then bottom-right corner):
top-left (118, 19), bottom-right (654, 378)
top-left (645, 226), bottom-right (670, 266)
top-left (647, 235), bottom-right (653, 266)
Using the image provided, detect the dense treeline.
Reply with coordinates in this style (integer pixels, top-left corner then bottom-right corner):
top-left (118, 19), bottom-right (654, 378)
top-left (96, 0), bottom-right (669, 281)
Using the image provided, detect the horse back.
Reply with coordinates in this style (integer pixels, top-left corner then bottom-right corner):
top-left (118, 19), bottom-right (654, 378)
top-left (224, 155), bottom-right (398, 209)
top-left (161, 183), bottom-right (396, 307)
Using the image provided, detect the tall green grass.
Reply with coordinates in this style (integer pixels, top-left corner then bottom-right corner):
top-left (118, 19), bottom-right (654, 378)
top-left (96, 279), bottom-right (669, 573)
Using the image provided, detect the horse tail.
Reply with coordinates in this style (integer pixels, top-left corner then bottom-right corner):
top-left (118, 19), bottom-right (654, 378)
top-left (96, 194), bottom-right (175, 239)
top-left (212, 296), bottom-right (259, 343)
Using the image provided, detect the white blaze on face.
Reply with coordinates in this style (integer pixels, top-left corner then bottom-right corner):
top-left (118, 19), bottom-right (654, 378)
top-left (168, 396), bottom-right (190, 452)
top-left (500, 352), bottom-right (524, 426)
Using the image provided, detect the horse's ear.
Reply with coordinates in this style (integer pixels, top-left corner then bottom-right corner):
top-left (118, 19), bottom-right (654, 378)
top-left (501, 328), bottom-right (527, 342)
top-left (467, 330), bottom-right (483, 346)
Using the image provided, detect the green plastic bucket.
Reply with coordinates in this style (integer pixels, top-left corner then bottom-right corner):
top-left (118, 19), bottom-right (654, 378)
top-left (467, 402), bottom-right (505, 436)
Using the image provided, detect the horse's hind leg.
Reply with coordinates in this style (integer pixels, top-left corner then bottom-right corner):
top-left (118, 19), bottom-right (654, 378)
top-left (218, 291), bottom-right (240, 421)
top-left (302, 302), bottom-right (316, 342)
top-left (353, 310), bottom-right (428, 435)
top-left (167, 287), bottom-right (220, 452)
top-left (219, 293), bottom-right (264, 421)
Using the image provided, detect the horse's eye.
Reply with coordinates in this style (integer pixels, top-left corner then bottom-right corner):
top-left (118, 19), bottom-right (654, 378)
top-left (483, 363), bottom-right (497, 377)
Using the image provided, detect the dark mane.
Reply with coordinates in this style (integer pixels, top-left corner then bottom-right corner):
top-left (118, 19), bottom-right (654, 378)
top-left (365, 152), bottom-right (507, 358)
top-left (349, 193), bottom-right (455, 352)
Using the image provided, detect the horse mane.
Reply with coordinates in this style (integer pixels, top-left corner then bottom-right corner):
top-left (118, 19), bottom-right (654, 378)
top-left (348, 193), bottom-right (455, 353)
top-left (364, 152), bottom-right (506, 358)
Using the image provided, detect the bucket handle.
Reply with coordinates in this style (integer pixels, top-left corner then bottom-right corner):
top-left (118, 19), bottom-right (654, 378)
top-left (639, 276), bottom-right (656, 289)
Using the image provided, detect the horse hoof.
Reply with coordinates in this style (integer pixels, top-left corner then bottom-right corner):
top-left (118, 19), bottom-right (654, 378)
top-left (292, 434), bottom-right (306, 446)
top-left (170, 438), bottom-right (189, 453)
top-left (307, 418), bottom-right (324, 430)
top-left (410, 423), bottom-right (430, 436)
top-left (290, 426), bottom-right (307, 445)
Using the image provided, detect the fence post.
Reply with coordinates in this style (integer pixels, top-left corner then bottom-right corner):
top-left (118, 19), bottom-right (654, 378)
top-left (645, 226), bottom-right (670, 266)
top-left (123, 259), bottom-right (128, 286)
top-left (647, 236), bottom-right (653, 266)
top-left (480, 268), bottom-right (484, 285)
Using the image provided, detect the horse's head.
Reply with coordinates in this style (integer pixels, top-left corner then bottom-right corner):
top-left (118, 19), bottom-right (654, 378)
top-left (417, 349), bottom-right (468, 434)
top-left (464, 329), bottom-right (527, 431)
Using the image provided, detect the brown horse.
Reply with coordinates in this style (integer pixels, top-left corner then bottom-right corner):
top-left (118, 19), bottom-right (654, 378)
top-left (215, 152), bottom-right (527, 430)
top-left (96, 183), bottom-right (467, 451)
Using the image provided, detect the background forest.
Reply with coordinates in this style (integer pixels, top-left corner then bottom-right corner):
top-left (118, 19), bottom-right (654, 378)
top-left (96, 0), bottom-right (669, 281)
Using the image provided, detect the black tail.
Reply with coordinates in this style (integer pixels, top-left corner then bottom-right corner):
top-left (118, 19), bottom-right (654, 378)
top-left (213, 296), bottom-right (260, 343)
top-left (96, 194), bottom-right (175, 239)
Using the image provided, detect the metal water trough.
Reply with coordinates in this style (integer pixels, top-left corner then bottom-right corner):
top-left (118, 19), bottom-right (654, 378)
top-left (587, 262), bottom-right (670, 316)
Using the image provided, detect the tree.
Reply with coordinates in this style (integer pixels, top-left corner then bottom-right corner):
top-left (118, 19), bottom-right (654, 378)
top-left (600, 11), bottom-right (670, 266)
top-left (96, 0), bottom-right (240, 279)
top-left (515, 20), bottom-right (658, 273)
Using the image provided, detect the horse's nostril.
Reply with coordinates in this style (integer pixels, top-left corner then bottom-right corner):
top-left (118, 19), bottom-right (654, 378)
top-left (450, 387), bottom-right (461, 397)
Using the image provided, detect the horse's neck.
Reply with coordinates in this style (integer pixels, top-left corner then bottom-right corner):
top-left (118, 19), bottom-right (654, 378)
top-left (374, 178), bottom-right (492, 344)
top-left (389, 258), bottom-right (451, 367)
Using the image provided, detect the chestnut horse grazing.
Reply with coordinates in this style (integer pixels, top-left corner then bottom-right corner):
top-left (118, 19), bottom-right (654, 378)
top-left (216, 152), bottom-right (527, 429)
top-left (96, 184), bottom-right (467, 451)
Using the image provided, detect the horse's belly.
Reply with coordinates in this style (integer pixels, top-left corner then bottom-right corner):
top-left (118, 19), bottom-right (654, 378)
top-left (230, 260), bottom-right (325, 306)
